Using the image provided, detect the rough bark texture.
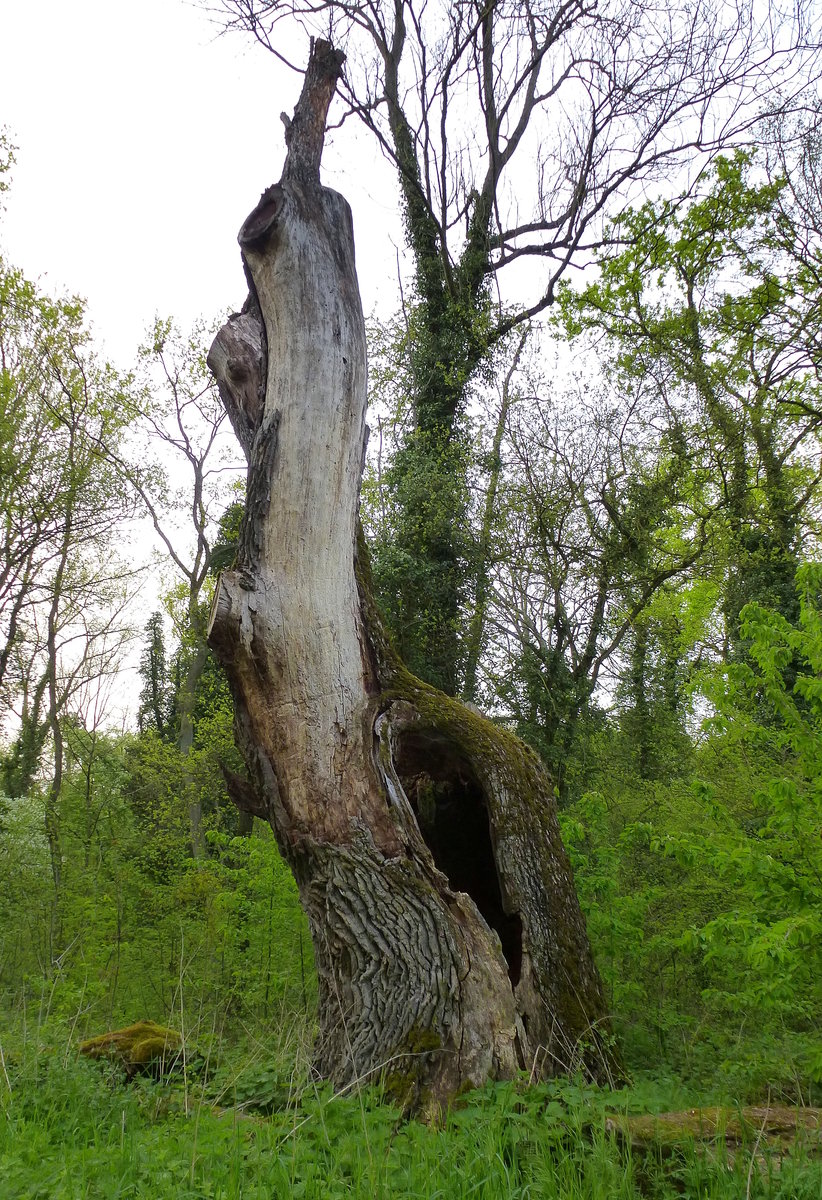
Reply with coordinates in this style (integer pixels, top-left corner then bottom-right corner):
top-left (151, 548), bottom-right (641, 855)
top-left (207, 39), bottom-right (616, 1106)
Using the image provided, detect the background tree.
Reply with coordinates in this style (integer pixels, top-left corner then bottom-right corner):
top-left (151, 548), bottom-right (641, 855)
top-left (217, 0), bottom-right (821, 693)
top-left (110, 318), bottom-right (244, 855)
top-left (559, 153), bottom-right (822, 663)
top-left (480, 360), bottom-right (712, 799)
top-left (136, 611), bottom-right (176, 740)
top-left (0, 222), bottom-right (136, 889)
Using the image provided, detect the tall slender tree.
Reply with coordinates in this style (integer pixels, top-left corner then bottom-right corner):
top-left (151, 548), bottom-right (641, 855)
top-left (0, 247), bottom-right (135, 886)
top-left (136, 612), bottom-right (175, 740)
top-left (104, 319), bottom-right (243, 855)
top-left (482, 365), bottom-right (711, 797)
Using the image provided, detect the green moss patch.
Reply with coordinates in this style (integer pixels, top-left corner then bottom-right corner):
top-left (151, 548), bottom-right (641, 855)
top-left (382, 1025), bottom-right (445, 1115)
top-left (606, 1105), bottom-right (822, 1156)
top-left (79, 1020), bottom-right (183, 1074)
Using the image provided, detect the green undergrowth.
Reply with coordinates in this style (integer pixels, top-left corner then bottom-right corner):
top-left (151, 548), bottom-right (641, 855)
top-left (2, 1046), bottom-right (821, 1199)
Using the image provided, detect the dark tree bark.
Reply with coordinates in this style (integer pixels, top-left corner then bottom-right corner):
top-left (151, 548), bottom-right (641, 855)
top-left (207, 39), bottom-right (615, 1106)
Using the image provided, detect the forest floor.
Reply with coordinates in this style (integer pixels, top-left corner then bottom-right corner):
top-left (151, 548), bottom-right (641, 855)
top-left (2, 1033), bottom-right (822, 1200)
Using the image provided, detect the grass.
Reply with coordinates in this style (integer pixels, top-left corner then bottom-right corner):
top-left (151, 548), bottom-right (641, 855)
top-left (2, 1038), bottom-right (821, 1199)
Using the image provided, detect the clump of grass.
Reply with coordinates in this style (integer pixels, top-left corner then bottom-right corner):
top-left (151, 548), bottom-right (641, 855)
top-left (2, 1041), bottom-right (821, 1199)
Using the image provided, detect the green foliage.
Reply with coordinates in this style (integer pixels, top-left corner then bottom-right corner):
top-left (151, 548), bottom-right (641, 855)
top-left (562, 564), bottom-right (822, 1097)
top-left (556, 152), bottom-right (822, 652)
top-left (209, 498), bottom-right (245, 576)
top-left (689, 565), bottom-right (822, 1028)
top-left (0, 239), bottom-right (136, 801)
top-left (369, 426), bottom-right (474, 695)
top-left (0, 128), bottom-right (14, 203)
top-left (137, 612), bottom-right (177, 740)
top-left (363, 312), bottom-right (481, 694)
top-left (0, 713), bottom-right (312, 1052)
top-left (2, 1054), bottom-right (821, 1199)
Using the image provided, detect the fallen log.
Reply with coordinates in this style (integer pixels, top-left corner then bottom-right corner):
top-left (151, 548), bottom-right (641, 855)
top-left (606, 1105), bottom-right (822, 1160)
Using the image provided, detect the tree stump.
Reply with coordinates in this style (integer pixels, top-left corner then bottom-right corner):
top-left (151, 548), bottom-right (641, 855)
top-left (79, 1021), bottom-right (183, 1076)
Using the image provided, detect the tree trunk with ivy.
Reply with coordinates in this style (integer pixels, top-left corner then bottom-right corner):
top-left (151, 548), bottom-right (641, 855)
top-left (207, 40), bottom-right (615, 1107)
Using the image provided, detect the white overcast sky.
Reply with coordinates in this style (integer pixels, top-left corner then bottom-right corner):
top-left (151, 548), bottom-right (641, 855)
top-left (0, 0), bottom-right (405, 366)
top-left (0, 0), bottom-right (412, 723)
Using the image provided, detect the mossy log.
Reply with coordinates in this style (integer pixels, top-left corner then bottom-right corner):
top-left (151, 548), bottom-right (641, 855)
top-left (606, 1106), bottom-right (822, 1158)
top-left (206, 39), bottom-right (617, 1106)
top-left (79, 1021), bottom-right (183, 1075)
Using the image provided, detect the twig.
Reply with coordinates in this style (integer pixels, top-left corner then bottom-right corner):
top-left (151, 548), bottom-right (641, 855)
top-left (746, 1091), bottom-right (771, 1200)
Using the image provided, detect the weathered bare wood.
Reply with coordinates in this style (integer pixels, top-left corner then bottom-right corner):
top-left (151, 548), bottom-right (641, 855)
top-left (207, 38), bottom-right (616, 1105)
top-left (220, 763), bottom-right (269, 820)
top-left (206, 292), bottom-right (266, 458)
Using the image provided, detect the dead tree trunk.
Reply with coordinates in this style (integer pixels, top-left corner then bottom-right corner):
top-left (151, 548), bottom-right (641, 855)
top-left (207, 40), bottom-right (616, 1106)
